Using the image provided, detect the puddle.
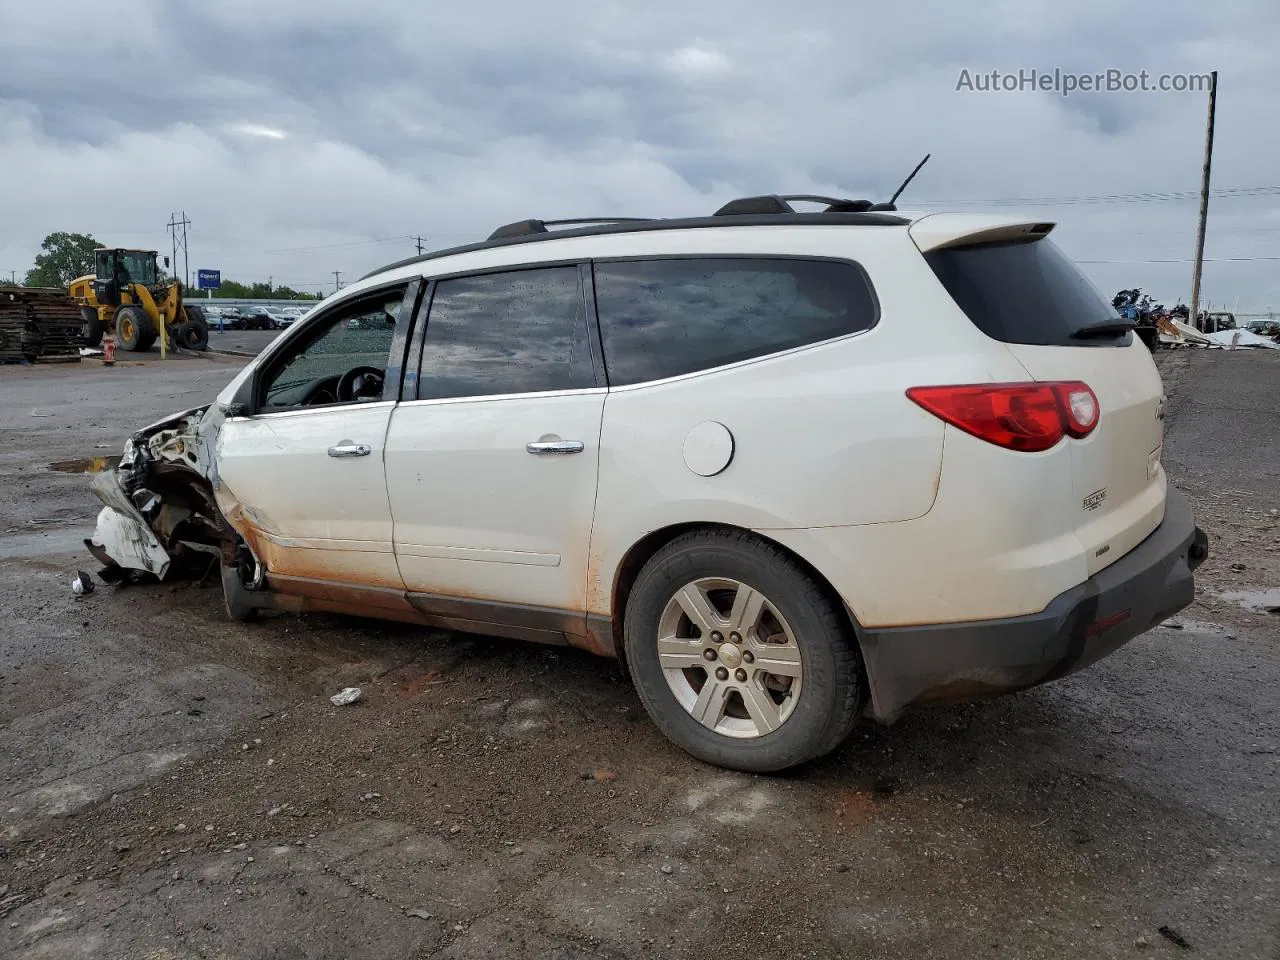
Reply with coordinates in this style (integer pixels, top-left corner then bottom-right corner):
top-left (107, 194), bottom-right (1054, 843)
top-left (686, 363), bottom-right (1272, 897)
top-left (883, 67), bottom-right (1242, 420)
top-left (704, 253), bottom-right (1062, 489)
top-left (48, 456), bottom-right (121, 474)
top-left (1218, 588), bottom-right (1280, 615)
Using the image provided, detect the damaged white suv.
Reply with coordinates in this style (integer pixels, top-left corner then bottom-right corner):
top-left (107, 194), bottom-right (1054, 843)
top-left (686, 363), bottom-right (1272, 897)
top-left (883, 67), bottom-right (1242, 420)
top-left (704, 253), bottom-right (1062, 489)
top-left (86, 196), bottom-right (1208, 772)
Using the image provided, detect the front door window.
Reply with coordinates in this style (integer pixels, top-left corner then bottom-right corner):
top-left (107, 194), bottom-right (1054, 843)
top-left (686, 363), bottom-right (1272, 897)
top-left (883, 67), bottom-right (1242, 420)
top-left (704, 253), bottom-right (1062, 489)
top-left (261, 287), bottom-right (407, 410)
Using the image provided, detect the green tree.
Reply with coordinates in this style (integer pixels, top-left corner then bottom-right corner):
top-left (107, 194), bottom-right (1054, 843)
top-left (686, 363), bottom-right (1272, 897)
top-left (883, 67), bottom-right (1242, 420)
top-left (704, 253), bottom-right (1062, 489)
top-left (211, 279), bottom-right (321, 300)
top-left (24, 232), bottom-right (101, 288)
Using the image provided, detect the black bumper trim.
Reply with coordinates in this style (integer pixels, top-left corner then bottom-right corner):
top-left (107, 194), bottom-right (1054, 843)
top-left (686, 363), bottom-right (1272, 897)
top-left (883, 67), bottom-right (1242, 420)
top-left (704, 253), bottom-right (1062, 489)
top-left (858, 486), bottom-right (1206, 722)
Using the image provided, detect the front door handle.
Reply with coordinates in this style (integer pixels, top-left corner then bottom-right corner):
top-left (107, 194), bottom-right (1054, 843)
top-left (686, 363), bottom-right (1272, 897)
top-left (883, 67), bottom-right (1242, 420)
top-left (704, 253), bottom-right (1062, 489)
top-left (328, 440), bottom-right (371, 458)
top-left (526, 440), bottom-right (584, 455)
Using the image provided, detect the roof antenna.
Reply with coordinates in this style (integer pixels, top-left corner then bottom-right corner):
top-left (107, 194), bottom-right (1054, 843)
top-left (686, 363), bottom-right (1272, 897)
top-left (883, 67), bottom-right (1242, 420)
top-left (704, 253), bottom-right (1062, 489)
top-left (870, 153), bottom-right (931, 211)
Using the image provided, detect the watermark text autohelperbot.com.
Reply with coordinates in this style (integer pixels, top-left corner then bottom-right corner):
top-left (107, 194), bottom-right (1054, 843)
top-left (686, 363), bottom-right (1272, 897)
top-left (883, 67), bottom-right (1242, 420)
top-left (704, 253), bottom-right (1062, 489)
top-left (956, 69), bottom-right (1212, 96)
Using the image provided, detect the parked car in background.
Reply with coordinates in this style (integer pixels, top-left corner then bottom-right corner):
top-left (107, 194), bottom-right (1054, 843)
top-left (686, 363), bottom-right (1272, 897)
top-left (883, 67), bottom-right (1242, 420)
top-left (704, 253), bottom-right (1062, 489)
top-left (240, 307), bottom-right (281, 331)
top-left (209, 306), bottom-right (245, 330)
top-left (84, 197), bottom-right (1209, 773)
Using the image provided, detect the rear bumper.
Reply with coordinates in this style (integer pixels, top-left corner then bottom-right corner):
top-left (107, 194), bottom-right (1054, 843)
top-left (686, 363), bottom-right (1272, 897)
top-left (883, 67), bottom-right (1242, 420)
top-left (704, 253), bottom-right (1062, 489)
top-left (858, 486), bottom-right (1208, 721)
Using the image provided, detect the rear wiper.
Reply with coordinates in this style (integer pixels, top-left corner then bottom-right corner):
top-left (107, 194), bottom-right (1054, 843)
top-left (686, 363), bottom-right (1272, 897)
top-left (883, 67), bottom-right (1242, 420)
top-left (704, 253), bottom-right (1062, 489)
top-left (1071, 319), bottom-right (1135, 339)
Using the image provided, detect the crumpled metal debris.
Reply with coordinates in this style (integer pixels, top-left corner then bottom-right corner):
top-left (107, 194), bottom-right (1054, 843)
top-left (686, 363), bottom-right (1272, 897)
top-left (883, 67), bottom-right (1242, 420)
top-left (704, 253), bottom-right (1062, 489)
top-left (1204, 328), bottom-right (1280, 350)
top-left (329, 687), bottom-right (362, 706)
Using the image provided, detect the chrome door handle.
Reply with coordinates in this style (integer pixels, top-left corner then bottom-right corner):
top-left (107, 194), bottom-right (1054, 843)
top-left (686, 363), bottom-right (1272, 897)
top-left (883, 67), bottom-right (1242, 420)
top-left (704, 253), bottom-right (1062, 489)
top-left (526, 440), bottom-right (584, 455)
top-left (328, 441), bottom-right (371, 458)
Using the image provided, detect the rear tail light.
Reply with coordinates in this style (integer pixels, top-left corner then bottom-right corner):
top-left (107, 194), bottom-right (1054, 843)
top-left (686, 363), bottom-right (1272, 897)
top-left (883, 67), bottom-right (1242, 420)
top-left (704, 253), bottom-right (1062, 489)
top-left (1061, 384), bottom-right (1099, 437)
top-left (906, 381), bottom-right (1099, 452)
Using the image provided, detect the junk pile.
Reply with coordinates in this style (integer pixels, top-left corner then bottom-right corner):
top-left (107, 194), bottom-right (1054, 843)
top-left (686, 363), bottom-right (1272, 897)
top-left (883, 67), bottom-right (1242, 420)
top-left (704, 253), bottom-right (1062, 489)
top-left (0, 286), bottom-right (84, 364)
top-left (1111, 290), bottom-right (1280, 351)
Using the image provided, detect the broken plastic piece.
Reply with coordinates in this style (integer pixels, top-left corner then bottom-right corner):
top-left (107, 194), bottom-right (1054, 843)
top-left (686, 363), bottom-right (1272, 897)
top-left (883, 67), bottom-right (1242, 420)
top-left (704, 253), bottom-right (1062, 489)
top-left (71, 571), bottom-right (95, 596)
top-left (330, 687), bottom-right (362, 706)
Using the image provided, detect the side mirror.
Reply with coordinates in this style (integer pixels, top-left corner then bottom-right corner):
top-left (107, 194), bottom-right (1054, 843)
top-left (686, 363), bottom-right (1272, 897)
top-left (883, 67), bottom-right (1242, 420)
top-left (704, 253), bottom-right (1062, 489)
top-left (223, 365), bottom-right (262, 418)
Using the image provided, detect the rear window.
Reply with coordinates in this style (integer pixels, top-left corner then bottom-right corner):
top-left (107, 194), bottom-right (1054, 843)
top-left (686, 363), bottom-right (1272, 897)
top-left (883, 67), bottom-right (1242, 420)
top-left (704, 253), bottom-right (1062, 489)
top-left (924, 238), bottom-right (1125, 346)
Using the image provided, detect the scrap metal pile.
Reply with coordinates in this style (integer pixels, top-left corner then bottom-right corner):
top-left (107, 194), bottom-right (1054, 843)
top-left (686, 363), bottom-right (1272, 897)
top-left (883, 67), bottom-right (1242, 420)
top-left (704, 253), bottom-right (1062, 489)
top-left (0, 286), bottom-right (83, 364)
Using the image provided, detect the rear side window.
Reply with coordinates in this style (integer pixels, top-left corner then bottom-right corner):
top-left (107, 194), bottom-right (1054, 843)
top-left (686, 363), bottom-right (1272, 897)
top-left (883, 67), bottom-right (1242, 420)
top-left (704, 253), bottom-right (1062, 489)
top-left (417, 267), bottom-right (596, 400)
top-left (924, 239), bottom-right (1123, 346)
top-left (593, 257), bottom-right (878, 386)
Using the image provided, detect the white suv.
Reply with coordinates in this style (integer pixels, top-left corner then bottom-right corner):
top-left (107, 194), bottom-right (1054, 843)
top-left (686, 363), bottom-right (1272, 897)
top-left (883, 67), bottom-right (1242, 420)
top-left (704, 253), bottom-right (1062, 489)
top-left (86, 196), bottom-right (1209, 772)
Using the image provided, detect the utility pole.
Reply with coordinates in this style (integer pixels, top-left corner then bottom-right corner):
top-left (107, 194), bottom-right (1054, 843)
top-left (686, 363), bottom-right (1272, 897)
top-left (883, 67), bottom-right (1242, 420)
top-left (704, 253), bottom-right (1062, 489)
top-left (1188, 70), bottom-right (1218, 332)
top-left (414, 235), bottom-right (425, 255)
top-left (7, 270), bottom-right (15, 284)
top-left (332, 271), bottom-right (343, 292)
top-left (166, 211), bottom-right (192, 287)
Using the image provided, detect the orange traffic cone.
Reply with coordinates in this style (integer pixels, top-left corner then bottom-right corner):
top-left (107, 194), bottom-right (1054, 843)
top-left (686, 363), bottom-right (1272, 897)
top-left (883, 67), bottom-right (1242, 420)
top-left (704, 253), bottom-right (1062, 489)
top-left (103, 335), bottom-right (116, 366)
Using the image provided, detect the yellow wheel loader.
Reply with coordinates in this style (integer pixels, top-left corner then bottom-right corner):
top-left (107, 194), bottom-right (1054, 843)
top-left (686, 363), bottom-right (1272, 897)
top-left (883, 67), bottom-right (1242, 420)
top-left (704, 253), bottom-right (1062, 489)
top-left (69, 248), bottom-right (208, 353)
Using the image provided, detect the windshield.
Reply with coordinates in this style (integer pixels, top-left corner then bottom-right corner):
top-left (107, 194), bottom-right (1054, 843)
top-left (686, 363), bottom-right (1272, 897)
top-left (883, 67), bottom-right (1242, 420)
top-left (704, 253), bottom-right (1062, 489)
top-left (119, 252), bottom-right (158, 286)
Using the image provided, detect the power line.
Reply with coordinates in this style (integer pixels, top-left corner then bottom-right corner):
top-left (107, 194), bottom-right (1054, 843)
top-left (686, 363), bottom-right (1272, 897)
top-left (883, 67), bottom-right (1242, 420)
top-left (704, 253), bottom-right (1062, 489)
top-left (912, 183), bottom-right (1280, 207)
top-left (261, 236), bottom-right (416, 255)
top-left (1076, 255), bottom-right (1280, 264)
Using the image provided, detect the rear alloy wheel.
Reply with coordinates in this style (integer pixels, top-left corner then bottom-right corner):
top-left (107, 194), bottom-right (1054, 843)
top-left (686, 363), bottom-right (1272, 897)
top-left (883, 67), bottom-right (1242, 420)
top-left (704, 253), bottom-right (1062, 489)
top-left (625, 530), bottom-right (865, 772)
top-left (115, 305), bottom-right (156, 352)
top-left (656, 576), bottom-right (805, 737)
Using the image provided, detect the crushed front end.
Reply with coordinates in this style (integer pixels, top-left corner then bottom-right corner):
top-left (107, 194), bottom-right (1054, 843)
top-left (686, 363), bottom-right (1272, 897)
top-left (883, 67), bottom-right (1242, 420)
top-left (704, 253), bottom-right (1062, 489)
top-left (85, 405), bottom-right (245, 584)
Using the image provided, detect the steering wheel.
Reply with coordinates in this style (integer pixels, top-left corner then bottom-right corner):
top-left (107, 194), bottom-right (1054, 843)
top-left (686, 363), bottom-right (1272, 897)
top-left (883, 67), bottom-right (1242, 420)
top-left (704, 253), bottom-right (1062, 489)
top-left (336, 366), bottom-right (386, 402)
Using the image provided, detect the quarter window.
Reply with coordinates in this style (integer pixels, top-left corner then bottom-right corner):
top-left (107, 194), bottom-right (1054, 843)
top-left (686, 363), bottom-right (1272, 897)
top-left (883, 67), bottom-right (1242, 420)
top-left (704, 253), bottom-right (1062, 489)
top-left (417, 267), bottom-right (595, 400)
top-left (593, 258), bottom-right (878, 386)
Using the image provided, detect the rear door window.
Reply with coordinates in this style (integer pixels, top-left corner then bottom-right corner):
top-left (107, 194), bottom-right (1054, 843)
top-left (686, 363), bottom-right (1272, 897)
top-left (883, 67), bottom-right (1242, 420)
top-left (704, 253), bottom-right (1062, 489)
top-left (592, 257), bottom-right (878, 386)
top-left (417, 266), bottom-right (595, 400)
top-left (924, 238), bottom-right (1126, 346)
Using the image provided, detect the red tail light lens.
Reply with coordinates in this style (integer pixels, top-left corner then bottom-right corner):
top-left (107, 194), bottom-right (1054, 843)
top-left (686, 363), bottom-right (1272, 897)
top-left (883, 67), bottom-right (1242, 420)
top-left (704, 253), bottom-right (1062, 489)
top-left (906, 381), bottom-right (1099, 452)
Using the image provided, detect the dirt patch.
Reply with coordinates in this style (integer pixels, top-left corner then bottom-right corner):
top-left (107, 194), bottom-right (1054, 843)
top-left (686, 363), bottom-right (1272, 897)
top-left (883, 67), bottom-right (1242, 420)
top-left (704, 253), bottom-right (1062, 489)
top-left (2, 345), bottom-right (1278, 959)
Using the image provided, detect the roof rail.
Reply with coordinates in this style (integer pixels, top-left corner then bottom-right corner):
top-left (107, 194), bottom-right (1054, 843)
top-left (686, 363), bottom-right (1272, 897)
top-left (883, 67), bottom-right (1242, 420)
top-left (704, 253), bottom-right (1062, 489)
top-left (362, 210), bottom-right (911, 281)
top-left (713, 194), bottom-right (876, 217)
top-left (488, 217), bottom-right (652, 241)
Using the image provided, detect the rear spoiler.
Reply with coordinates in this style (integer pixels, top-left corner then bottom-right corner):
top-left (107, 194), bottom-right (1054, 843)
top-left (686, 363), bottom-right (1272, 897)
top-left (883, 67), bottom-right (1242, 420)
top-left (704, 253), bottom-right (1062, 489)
top-left (908, 214), bottom-right (1056, 253)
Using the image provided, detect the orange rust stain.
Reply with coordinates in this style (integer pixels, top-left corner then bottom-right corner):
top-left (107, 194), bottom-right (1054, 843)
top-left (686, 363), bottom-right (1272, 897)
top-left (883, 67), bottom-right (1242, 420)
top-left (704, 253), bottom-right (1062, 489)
top-left (566, 629), bottom-right (614, 659)
top-left (289, 595), bottom-right (431, 625)
top-left (379, 664), bottom-right (446, 697)
top-left (585, 549), bottom-right (610, 617)
top-left (828, 787), bottom-right (879, 827)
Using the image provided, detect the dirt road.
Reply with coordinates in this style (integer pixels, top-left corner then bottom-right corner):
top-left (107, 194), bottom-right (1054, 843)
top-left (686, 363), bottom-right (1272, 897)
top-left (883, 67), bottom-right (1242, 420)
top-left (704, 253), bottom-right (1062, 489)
top-left (1, 350), bottom-right (1277, 959)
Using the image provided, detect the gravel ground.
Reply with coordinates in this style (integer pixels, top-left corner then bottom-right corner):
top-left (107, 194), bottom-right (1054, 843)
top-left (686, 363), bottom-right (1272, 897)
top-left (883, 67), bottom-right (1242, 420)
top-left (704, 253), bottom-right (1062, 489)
top-left (0, 348), bottom-right (1276, 960)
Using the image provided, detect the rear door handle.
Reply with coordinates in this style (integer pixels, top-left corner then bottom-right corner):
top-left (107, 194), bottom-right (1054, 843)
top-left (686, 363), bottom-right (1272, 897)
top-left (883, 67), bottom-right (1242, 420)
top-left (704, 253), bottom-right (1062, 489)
top-left (328, 440), bottom-right (371, 458)
top-left (526, 440), bottom-right (584, 455)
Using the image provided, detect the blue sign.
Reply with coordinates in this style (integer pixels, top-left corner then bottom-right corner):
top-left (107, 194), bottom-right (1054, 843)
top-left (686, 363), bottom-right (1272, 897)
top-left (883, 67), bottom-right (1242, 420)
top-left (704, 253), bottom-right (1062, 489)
top-left (197, 269), bottom-right (221, 290)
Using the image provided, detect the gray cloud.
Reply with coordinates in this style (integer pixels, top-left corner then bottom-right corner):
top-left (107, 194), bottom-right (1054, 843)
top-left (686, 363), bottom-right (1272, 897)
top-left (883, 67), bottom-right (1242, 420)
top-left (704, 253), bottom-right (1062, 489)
top-left (2, 0), bottom-right (1278, 310)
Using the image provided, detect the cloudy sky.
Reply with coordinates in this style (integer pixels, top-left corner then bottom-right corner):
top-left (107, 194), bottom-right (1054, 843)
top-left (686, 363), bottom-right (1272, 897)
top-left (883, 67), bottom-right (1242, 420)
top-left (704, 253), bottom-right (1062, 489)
top-left (3, 0), bottom-right (1278, 311)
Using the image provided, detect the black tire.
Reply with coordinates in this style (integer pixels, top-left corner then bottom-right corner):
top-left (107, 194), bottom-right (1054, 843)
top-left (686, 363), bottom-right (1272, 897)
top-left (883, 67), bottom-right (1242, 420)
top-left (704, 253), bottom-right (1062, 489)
top-left (115, 305), bottom-right (156, 352)
top-left (624, 530), bottom-right (865, 773)
top-left (81, 307), bottom-right (105, 347)
top-left (176, 314), bottom-right (209, 350)
top-left (221, 563), bottom-right (258, 622)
